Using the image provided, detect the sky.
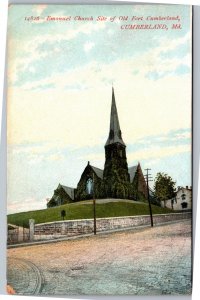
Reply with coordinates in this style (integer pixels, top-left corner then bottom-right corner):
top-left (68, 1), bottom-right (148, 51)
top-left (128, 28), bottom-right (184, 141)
top-left (7, 4), bottom-right (192, 214)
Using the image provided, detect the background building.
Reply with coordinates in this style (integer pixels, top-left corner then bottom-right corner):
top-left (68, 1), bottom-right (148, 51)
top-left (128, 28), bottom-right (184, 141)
top-left (161, 186), bottom-right (192, 210)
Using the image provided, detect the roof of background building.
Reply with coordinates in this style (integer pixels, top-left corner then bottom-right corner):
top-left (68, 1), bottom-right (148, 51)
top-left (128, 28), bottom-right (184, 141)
top-left (177, 186), bottom-right (192, 192)
top-left (91, 165), bottom-right (104, 179)
top-left (128, 165), bottom-right (138, 182)
top-left (59, 184), bottom-right (75, 200)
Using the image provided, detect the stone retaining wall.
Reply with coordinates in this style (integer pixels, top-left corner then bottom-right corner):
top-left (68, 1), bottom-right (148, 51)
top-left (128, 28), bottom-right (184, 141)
top-left (34, 212), bottom-right (191, 240)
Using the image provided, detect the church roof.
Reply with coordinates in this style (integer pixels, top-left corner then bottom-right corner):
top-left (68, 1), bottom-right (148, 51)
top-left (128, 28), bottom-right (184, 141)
top-left (59, 184), bottom-right (75, 200)
top-left (128, 165), bottom-right (138, 182)
top-left (91, 165), bottom-right (104, 179)
top-left (105, 87), bottom-right (125, 147)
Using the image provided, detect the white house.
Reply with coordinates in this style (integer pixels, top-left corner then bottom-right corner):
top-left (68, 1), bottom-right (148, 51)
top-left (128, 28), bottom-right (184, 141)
top-left (161, 186), bottom-right (192, 211)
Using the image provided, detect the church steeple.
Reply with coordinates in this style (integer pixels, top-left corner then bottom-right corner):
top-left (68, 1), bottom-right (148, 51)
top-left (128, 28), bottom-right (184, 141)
top-left (103, 87), bottom-right (130, 198)
top-left (105, 87), bottom-right (125, 147)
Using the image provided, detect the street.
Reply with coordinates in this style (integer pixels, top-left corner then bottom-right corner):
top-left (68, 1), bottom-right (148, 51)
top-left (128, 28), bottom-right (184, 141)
top-left (7, 219), bottom-right (192, 295)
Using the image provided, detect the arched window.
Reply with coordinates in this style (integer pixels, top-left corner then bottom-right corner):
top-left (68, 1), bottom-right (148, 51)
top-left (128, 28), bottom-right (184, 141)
top-left (86, 178), bottom-right (93, 195)
top-left (181, 194), bottom-right (186, 200)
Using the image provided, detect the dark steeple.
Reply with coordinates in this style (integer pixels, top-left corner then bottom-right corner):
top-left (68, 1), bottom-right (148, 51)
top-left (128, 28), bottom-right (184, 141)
top-left (105, 87), bottom-right (125, 147)
top-left (103, 87), bottom-right (130, 198)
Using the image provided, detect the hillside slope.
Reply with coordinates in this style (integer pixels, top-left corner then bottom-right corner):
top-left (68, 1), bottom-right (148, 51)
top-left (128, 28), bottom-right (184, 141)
top-left (7, 199), bottom-right (174, 227)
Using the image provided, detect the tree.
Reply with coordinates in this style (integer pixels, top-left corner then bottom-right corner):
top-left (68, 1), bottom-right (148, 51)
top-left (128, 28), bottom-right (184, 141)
top-left (154, 172), bottom-right (176, 202)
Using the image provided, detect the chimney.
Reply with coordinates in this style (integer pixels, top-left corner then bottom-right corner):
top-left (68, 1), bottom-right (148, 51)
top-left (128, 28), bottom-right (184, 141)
top-left (186, 186), bottom-right (188, 189)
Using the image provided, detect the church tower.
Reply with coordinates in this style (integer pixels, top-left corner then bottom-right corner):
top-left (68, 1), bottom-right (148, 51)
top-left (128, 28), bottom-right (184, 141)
top-left (47, 87), bottom-right (149, 207)
top-left (103, 88), bottom-right (130, 198)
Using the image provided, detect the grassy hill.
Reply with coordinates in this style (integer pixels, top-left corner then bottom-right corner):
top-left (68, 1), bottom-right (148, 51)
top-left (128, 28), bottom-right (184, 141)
top-left (7, 199), bottom-right (174, 227)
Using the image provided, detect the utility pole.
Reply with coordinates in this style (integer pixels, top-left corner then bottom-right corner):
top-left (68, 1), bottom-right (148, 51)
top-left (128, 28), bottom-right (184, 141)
top-left (144, 168), bottom-right (154, 227)
top-left (93, 172), bottom-right (96, 235)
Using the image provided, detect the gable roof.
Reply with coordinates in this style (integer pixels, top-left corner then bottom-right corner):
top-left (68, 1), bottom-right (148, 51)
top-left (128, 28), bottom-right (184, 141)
top-left (128, 165), bottom-right (138, 182)
top-left (177, 186), bottom-right (192, 194)
top-left (58, 184), bottom-right (75, 200)
top-left (91, 165), bottom-right (104, 179)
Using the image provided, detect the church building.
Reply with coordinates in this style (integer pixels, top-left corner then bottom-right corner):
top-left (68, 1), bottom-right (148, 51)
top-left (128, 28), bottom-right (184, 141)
top-left (47, 88), bottom-right (147, 207)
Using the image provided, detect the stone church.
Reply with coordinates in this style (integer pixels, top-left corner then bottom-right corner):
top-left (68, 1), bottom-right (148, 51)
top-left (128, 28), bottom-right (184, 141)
top-left (47, 88), bottom-right (147, 207)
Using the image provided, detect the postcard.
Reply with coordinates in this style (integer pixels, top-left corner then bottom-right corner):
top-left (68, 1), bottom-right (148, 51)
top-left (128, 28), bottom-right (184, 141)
top-left (6, 3), bottom-right (192, 296)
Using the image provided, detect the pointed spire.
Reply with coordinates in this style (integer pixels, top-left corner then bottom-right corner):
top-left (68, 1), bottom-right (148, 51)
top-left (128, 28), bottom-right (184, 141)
top-left (105, 87), bottom-right (125, 147)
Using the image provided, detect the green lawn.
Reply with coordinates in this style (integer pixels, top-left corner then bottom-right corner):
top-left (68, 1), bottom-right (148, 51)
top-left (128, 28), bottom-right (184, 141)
top-left (7, 200), bottom-right (173, 227)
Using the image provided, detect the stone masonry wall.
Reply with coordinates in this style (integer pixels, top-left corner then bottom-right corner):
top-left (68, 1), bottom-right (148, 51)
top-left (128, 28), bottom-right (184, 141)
top-left (34, 212), bottom-right (191, 240)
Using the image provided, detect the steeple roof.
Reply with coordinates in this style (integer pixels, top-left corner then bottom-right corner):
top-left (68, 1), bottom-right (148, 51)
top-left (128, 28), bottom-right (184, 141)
top-left (105, 87), bottom-right (125, 147)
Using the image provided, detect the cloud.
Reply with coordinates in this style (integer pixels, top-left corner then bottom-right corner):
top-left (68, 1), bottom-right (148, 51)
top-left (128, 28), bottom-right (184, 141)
top-left (12, 28), bottom-right (191, 92)
top-left (10, 145), bottom-right (65, 164)
top-left (158, 32), bottom-right (191, 58)
top-left (84, 41), bottom-right (95, 52)
top-left (142, 32), bottom-right (191, 79)
top-left (80, 152), bottom-right (105, 169)
top-left (32, 4), bottom-right (47, 16)
top-left (175, 131), bottom-right (191, 140)
top-left (7, 198), bottom-right (46, 214)
top-left (133, 129), bottom-right (191, 146)
top-left (7, 22), bottom-right (106, 86)
top-left (8, 16), bottom-right (191, 88)
top-left (47, 153), bottom-right (65, 161)
top-left (11, 144), bottom-right (52, 155)
top-left (7, 56), bottom-right (191, 149)
top-left (128, 144), bottom-right (191, 163)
